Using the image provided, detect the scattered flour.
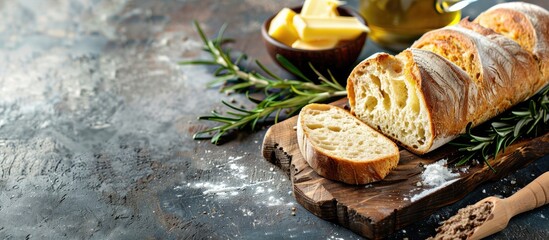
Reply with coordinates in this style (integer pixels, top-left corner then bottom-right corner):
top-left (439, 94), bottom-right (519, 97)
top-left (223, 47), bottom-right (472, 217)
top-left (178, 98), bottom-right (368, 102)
top-left (411, 179), bottom-right (459, 202)
top-left (255, 186), bottom-right (265, 194)
top-left (228, 156), bottom-right (243, 162)
top-left (196, 180), bottom-right (273, 196)
top-left (410, 159), bottom-right (461, 202)
top-left (421, 159), bottom-right (460, 186)
top-left (175, 154), bottom-right (293, 207)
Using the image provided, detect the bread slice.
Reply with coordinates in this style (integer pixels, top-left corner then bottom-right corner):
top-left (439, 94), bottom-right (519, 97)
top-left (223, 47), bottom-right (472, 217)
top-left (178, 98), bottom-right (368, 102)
top-left (296, 103), bottom-right (399, 185)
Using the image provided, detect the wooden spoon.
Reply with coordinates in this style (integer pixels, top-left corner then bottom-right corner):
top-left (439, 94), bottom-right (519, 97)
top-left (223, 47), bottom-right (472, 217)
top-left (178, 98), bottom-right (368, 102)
top-left (469, 171), bottom-right (549, 239)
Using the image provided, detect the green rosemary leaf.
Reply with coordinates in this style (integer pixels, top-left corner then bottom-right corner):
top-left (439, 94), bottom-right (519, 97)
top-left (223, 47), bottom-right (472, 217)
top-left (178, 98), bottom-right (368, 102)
top-left (218, 47), bottom-right (234, 68)
top-left (465, 142), bottom-right (487, 151)
top-left (492, 124), bottom-right (513, 137)
top-left (290, 84), bottom-right (311, 96)
top-left (216, 23), bottom-right (228, 47)
top-left (234, 54), bottom-right (248, 66)
top-left (211, 133), bottom-right (223, 145)
top-left (274, 108), bottom-right (283, 123)
top-left (469, 134), bottom-right (493, 142)
top-left (309, 63), bottom-right (344, 91)
top-left (198, 116), bottom-right (237, 123)
top-left (491, 121), bottom-right (510, 128)
top-left (221, 100), bottom-right (255, 113)
top-left (256, 60), bottom-right (282, 81)
top-left (193, 20), bottom-right (209, 48)
top-left (275, 54), bottom-right (312, 82)
top-left (193, 125), bottom-right (225, 137)
top-left (529, 100), bottom-right (537, 117)
top-left (193, 132), bottom-right (213, 140)
top-left (514, 118), bottom-right (532, 137)
top-left (494, 135), bottom-right (505, 158)
top-left (245, 92), bottom-right (263, 104)
top-left (179, 60), bottom-right (218, 65)
top-left (225, 111), bottom-right (247, 118)
top-left (526, 111), bottom-right (543, 134)
top-left (308, 93), bottom-right (332, 103)
top-left (251, 114), bottom-right (261, 130)
top-left (481, 142), bottom-right (491, 159)
top-left (456, 152), bottom-right (476, 166)
top-left (484, 158), bottom-right (496, 172)
top-left (221, 82), bottom-right (255, 92)
top-left (511, 110), bottom-right (531, 117)
top-left (207, 74), bottom-right (237, 87)
top-left (213, 66), bottom-right (227, 76)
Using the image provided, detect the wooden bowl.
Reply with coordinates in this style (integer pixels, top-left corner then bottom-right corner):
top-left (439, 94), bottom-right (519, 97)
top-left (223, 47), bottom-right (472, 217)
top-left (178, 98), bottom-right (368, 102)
top-left (261, 6), bottom-right (367, 84)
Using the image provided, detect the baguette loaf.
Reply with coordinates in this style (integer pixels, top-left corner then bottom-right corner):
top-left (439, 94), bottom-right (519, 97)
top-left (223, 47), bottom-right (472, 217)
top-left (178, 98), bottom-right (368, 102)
top-left (296, 104), bottom-right (399, 184)
top-left (473, 2), bottom-right (549, 81)
top-left (347, 3), bottom-right (548, 154)
top-left (411, 20), bottom-right (542, 123)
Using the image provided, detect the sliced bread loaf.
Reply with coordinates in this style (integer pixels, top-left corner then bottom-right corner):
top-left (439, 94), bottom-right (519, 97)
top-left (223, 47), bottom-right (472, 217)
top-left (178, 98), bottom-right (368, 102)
top-left (296, 103), bottom-right (399, 185)
top-left (347, 43), bottom-right (541, 154)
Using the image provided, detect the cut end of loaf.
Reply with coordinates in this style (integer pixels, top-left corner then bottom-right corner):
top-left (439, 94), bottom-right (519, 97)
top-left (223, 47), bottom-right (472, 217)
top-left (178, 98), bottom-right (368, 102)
top-left (347, 53), bottom-right (433, 154)
top-left (297, 104), bottom-right (399, 185)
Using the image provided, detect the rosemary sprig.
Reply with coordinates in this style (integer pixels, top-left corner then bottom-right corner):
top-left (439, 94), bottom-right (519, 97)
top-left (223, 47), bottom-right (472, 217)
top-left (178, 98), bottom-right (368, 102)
top-left (451, 85), bottom-right (549, 170)
top-left (181, 21), bottom-right (346, 144)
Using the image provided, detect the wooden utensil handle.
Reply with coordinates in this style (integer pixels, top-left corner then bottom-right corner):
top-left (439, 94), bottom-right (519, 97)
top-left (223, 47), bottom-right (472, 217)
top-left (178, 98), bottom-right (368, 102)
top-left (507, 171), bottom-right (549, 216)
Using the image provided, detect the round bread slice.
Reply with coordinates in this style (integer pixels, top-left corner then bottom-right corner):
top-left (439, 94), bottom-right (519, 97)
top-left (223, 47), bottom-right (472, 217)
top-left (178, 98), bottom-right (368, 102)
top-left (296, 103), bottom-right (399, 185)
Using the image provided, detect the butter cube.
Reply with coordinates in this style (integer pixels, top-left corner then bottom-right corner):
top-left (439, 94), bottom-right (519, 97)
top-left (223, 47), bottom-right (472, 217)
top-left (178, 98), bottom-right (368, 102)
top-left (293, 15), bottom-right (369, 41)
top-left (301, 0), bottom-right (344, 17)
top-left (268, 8), bottom-right (299, 46)
top-left (291, 39), bottom-right (339, 50)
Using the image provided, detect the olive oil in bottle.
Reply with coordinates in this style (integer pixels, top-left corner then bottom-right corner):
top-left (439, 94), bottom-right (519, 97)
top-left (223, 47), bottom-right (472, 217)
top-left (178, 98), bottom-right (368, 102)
top-left (359, 0), bottom-right (461, 51)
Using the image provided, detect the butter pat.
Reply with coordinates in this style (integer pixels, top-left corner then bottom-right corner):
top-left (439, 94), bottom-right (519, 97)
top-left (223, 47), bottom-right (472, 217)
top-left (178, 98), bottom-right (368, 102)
top-left (268, 8), bottom-right (299, 46)
top-left (293, 15), bottom-right (369, 41)
top-left (292, 39), bottom-right (338, 50)
top-left (301, 0), bottom-right (344, 17)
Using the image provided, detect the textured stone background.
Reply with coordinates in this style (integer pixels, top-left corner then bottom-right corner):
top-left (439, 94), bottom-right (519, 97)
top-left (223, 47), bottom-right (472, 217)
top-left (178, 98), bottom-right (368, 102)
top-left (0, 0), bottom-right (547, 239)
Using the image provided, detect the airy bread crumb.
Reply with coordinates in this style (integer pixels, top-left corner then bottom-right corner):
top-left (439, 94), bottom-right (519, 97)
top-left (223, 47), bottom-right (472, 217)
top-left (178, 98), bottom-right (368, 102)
top-left (296, 104), bottom-right (399, 184)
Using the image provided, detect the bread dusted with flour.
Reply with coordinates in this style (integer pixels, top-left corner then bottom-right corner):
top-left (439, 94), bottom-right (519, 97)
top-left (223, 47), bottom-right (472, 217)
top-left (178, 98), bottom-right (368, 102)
top-left (474, 2), bottom-right (549, 81)
top-left (346, 2), bottom-right (548, 155)
top-left (411, 19), bottom-right (542, 124)
top-left (413, 19), bottom-right (542, 97)
top-left (296, 104), bottom-right (399, 184)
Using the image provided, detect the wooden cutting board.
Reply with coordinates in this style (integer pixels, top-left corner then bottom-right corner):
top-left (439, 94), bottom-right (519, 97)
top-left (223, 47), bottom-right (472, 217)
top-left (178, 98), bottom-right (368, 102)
top-left (261, 98), bottom-right (549, 240)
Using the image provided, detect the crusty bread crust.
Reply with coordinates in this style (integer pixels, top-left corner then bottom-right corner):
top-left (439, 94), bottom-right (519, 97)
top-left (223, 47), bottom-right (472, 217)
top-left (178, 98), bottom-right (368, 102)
top-left (411, 20), bottom-right (542, 139)
top-left (474, 2), bottom-right (549, 81)
top-left (296, 104), bottom-right (399, 184)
